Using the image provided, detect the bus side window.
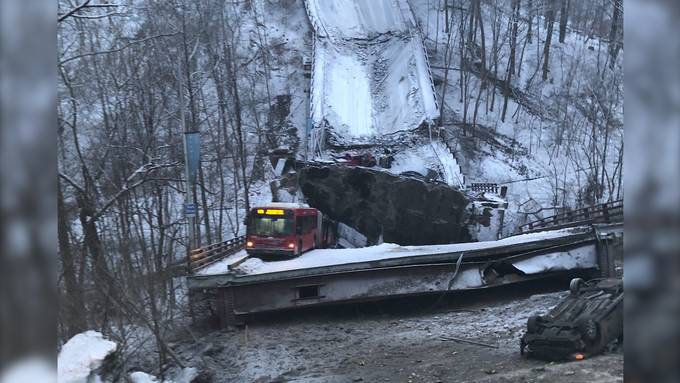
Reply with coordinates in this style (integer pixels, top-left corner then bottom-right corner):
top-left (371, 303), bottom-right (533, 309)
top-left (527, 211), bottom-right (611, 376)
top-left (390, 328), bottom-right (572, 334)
top-left (306, 215), bottom-right (316, 233)
top-left (296, 217), bottom-right (303, 234)
top-left (309, 215), bottom-right (317, 232)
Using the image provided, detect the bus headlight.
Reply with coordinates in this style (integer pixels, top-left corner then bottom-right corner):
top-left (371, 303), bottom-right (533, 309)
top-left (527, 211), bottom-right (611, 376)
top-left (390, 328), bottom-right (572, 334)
top-left (288, 243), bottom-right (295, 249)
top-left (246, 241), bottom-right (253, 247)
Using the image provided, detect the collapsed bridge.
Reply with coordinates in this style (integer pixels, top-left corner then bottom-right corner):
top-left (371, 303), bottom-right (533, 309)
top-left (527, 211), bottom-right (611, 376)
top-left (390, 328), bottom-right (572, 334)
top-left (305, 0), bottom-right (439, 153)
top-left (187, 217), bottom-right (622, 326)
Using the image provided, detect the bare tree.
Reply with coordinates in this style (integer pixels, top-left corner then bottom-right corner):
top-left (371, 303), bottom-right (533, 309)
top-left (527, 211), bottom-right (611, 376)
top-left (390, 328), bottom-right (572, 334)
top-left (501, 0), bottom-right (520, 122)
top-left (608, 0), bottom-right (622, 67)
top-left (558, 0), bottom-right (570, 43)
top-left (542, 0), bottom-right (555, 81)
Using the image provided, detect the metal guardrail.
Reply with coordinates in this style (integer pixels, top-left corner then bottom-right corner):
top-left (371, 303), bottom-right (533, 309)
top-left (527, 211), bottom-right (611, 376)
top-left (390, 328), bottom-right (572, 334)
top-left (469, 182), bottom-right (499, 194)
top-left (517, 200), bottom-right (623, 235)
top-left (189, 235), bottom-right (246, 273)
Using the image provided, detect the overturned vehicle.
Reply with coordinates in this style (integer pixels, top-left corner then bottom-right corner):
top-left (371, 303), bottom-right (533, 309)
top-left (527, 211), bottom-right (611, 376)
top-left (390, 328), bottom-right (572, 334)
top-left (521, 278), bottom-right (623, 361)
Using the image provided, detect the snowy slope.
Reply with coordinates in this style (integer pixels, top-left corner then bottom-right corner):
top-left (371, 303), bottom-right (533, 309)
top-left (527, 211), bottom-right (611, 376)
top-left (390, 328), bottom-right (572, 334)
top-left (306, 0), bottom-right (439, 142)
top-left (387, 141), bottom-right (465, 187)
top-left (405, 0), bottom-right (624, 235)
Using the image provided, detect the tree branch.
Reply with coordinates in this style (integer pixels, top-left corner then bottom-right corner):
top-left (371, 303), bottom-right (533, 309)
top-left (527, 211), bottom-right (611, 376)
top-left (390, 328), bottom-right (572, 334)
top-left (59, 172), bottom-right (86, 196)
top-left (88, 162), bottom-right (179, 223)
top-left (58, 1), bottom-right (124, 22)
top-left (58, 0), bottom-right (91, 23)
top-left (59, 32), bottom-right (181, 66)
top-left (70, 12), bottom-right (128, 20)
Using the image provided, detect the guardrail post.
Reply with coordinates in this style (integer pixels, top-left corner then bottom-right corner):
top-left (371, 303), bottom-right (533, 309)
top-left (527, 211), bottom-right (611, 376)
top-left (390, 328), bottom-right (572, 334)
top-left (603, 202), bottom-right (610, 223)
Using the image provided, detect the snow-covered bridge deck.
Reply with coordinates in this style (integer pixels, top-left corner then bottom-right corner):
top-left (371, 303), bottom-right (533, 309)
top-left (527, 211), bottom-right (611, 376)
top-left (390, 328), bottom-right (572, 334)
top-left (305, 0), bottom-right (438, 143)
top-left (197, 227), bottom-right (595, 278)
top-left (187, 224), bottom-right (622, 326)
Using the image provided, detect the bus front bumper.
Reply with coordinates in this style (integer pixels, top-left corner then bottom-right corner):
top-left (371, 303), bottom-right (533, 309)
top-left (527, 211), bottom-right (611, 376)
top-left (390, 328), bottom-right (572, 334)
top-left (246, 247), bottom-right (295, 257)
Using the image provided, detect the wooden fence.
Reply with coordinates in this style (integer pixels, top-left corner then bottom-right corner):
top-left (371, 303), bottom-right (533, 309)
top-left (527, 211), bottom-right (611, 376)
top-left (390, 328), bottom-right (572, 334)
top-left (188, 235), bottom-right (246, 273)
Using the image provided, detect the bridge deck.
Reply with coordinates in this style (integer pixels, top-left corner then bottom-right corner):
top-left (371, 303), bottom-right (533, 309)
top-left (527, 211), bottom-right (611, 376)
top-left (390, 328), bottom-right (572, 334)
top-left (188, 225), bottom-right (621, 288)
top-left (193, 227), bottom-right (586, 279)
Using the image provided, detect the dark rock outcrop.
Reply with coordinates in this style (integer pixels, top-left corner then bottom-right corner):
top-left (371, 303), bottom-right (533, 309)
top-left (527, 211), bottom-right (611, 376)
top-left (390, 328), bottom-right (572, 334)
top-left (298, 165), bottom-right (471, 245)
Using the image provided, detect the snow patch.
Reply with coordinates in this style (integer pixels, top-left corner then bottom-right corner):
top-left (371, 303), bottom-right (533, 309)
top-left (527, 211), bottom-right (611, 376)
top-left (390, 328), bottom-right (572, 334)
top-left (513, 246), bottom-right (597, 274)
top-left (57, 331), bottom-right (117, 383)
top-left (129, 367), bottom-right (197, 383)
top-left (195, 249), bottom-right (248, 276)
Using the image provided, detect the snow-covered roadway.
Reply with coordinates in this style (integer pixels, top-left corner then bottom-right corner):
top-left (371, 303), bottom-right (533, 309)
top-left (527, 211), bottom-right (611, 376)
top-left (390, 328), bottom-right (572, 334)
top-left (305, 0), bottom-right (439, 141)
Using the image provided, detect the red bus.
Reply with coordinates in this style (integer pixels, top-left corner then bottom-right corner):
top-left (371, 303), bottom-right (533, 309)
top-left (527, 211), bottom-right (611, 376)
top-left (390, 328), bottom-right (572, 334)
top-left (246, 203), bottom-right (335, 257)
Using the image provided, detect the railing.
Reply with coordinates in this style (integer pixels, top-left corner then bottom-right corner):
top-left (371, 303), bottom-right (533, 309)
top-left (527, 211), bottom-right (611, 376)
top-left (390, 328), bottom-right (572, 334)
top-left (517, 200), bottom-right (623, 235)
top-left (188, 235), bottom-right (246, 273)
top-left (399, 0), bottom-right (439, 114)
top-left (302, 0), bottom-right (324, 158)
top-left (469, 182), bottom-right (499, 194)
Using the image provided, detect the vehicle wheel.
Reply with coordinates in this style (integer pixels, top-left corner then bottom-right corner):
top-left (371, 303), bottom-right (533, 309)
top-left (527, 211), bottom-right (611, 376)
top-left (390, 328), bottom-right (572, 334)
top-left (570, 278), bottom-right (584, 295)
top-left (527, 315), bottom-right (542, 333)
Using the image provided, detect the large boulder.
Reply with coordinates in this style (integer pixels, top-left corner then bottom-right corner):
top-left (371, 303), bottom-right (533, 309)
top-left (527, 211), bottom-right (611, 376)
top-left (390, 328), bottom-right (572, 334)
top-left (298, 165), bottom-right (471, 245)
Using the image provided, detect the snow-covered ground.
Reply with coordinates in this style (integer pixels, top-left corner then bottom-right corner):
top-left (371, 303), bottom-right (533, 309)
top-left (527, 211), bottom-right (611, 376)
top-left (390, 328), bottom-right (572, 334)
top-left (196, 227), bottom-right (587, 276)
top-left (307, 0), bottom-right (438, 141)
top-left (386, 140), bottom-right (465, 187)
top-left (173, 288), bottom-right (622, 382)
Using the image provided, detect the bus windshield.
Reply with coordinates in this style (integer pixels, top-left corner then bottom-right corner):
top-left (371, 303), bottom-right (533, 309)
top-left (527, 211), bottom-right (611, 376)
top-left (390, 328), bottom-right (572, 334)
top-left (249, 216), bottom-right (294, 237)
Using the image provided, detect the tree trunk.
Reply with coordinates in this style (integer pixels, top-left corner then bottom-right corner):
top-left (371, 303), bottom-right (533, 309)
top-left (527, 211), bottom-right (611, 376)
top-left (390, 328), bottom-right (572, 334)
top-left (227, 42), bottom-right (251, 215)
top-left (558, 0), bottom-right (569, 43)
top-left (527, 0), bottom-right (533, 44)
top-left (444, 0), bottom-right (449, 33)
top-left (58, 182), bottom-right (87, 337)
top-left (542, 1), bottom-right (555, 81)
top-left (608, 0), bottom-right (622, 67)
top-left (471, 0), bottom-right (486, 129)
top-left (438, 6), bottom-right (456, 127)
top-left (502, 0), bottom-right (520, 122)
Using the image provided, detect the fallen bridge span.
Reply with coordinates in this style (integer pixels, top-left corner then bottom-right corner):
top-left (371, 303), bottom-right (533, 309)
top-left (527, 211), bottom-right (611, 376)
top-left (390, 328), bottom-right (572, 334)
top-left (187, 223), bottom-right (622, 326)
